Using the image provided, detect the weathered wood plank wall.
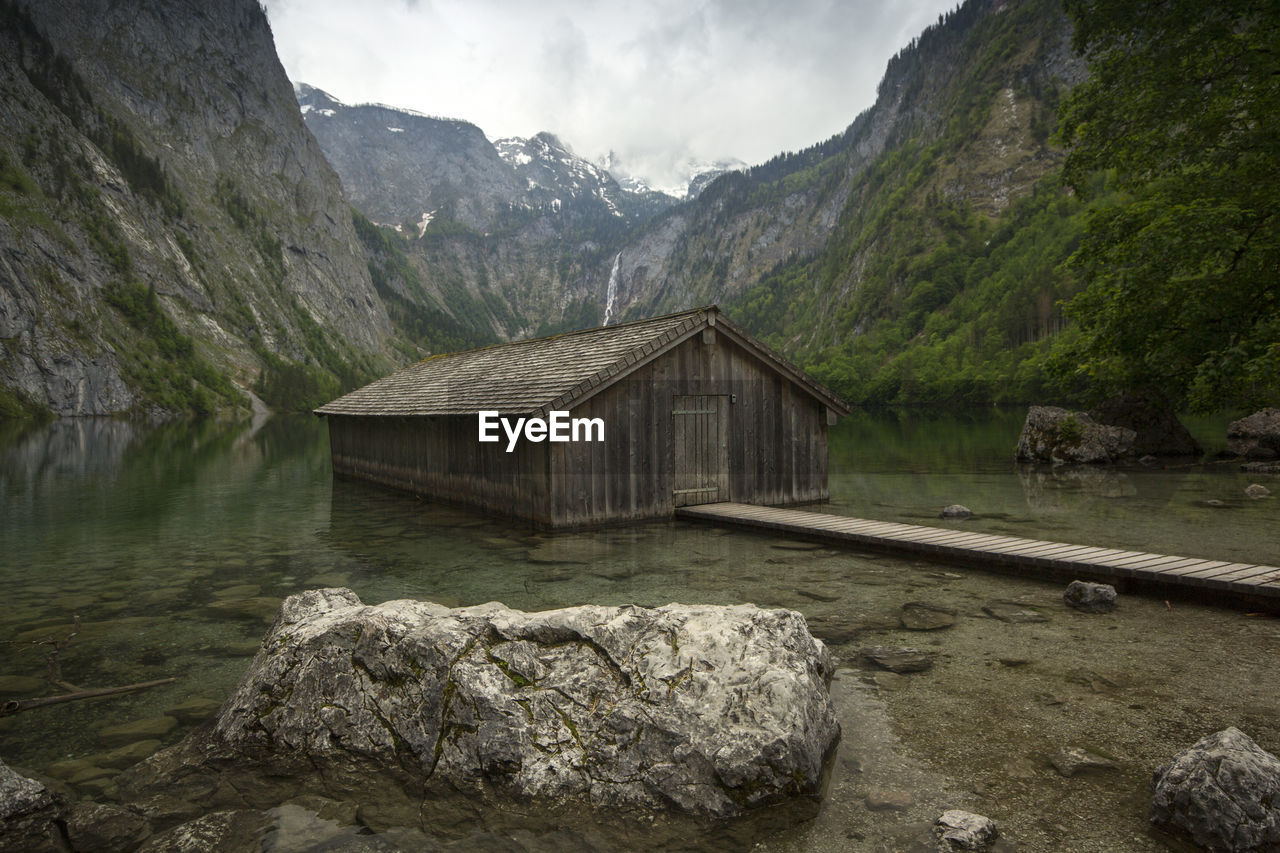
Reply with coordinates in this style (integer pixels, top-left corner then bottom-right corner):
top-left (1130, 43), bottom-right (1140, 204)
top-left (326, 330), bottom-right (830, 529)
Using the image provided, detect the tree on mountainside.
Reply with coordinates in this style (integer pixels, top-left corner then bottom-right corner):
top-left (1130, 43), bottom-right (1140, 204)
top-left (1052, 0), bottom-right (1280, 411)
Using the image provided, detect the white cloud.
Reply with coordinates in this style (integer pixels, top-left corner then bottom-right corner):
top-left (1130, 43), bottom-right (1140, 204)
top-left (264, 0), bottom-right (959, 189)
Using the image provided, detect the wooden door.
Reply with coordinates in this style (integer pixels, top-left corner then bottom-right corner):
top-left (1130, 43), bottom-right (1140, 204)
top-left (672, 395), bottom-right (729, 506)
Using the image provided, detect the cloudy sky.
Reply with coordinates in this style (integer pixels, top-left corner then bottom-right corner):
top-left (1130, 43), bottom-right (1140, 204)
top-left (264, 0), bottom-right (959, 193)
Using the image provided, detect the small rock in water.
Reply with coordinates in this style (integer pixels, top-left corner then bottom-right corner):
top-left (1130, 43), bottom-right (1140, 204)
top-left (1151, 727), bottom-right (1280, 851)
top-left (900, 601), bottom-right (957, 631)
top-left (1062, 580), bottom-right (1117, 614)
top-left (797, 589), bottom-right (841, 603)
top-left (68, 765), bottom-right (115, 785)
top-left (935, 809), bottom-right (1001, 850)
top-left (165, 697), bottom-right (222, 725)
top-left (865, 789), bottom-right (915, 811)
top-left (1206, 499), bottom-right (1227, 507)
top-left (939, 504), bottom-right (972, 519)
top-left (95, 740), bottom-right (163, 770)
top-left (861, 646), bottom-right (935, 673)
top-left (97, 716), bottom-right (177, 747)
top-left (1051, 746), bottom-right (1118, 777)
top-left (1246, 483), bottom-right (1271, 499)
top-left (982, 600), bottom-right (1048, 623)
top-left (46, 758), bottom-right (96, 781)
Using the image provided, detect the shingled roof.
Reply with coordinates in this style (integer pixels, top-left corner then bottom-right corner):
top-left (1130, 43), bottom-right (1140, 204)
top-left (314, 306), bottom-right (849, 418)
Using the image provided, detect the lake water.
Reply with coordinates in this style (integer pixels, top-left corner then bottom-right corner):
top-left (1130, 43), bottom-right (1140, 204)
top-left (1, 410), bottom-right (1277, 851)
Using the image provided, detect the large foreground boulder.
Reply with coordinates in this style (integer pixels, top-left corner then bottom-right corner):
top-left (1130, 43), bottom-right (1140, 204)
top-left (120, 589), bottom-right (839, 828)
top-left (1014, 406), bottom-right (1136, 464)
top-left (1150, 727), bottom-right (1280, 851)
top-left (1228, 408), bottom-right (1280, 460)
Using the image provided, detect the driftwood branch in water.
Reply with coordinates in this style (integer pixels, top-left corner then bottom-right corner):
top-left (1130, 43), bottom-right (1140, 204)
top-left (0, 677), bottom-right (176, 717)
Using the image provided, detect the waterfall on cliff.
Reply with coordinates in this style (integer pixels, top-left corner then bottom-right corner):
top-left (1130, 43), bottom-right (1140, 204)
top-left (603, 252), bottom-right (621, 325)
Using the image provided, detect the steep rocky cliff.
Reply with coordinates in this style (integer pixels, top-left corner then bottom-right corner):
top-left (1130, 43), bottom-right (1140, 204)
top-left (0, 0), bottom-right (393, 417)
top-left (604, 0), bottom-right (1084, 328)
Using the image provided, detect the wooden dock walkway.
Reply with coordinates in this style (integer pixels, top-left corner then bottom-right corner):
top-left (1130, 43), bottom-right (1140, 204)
top-left (676, 502), bottom-right (1280, 606)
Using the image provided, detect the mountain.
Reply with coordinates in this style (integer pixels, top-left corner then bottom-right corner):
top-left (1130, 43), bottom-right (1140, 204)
top-left (295, 83), bottom-right (524, 233)
top-left (0, 0), bottom-right (393, 417)
top-left (1, 0), bottom-right (1095, 419)
top-left (297, 86), bottom-right (679, 235)
top-left (297, 84), bottom-right (681, 343)
top-left (595, 0), bottom-right (1090, 405)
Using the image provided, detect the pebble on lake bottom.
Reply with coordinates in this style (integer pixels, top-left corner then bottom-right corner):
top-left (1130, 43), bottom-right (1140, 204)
top-left (865, 789), bottom-right (915, 811)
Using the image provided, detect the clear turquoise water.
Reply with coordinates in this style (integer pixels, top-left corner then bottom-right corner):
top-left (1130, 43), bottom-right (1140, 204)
top-left (1, 411), bottom-right (1276, 850)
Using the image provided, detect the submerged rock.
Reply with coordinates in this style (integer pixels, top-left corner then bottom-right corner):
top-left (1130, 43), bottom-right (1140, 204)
top-left (1151, 727), bottom-right (1280, 851)
top-left (1228, 409), bottom-right (1280, 460)
top-left (119, 589), bottom-right (839, 824)
top-left (860, 646), bottom-right (935, 673)
top-left (1245, 483), bottom-right (1271, 499)
top-left (939, 504), bottom-right (972, 519)
top-left (165, 697), bottom-right (223, 726)
top-left (97, 716), bottom-right (177, 747)
top-left (137, 809), bottom-right (269, 853)
top-left (865, 789), bottom-right (915, 811)
top-left (0, 756), bottom-right (65, 853)
top-left (982, 600), bottom-right (1048, 624)
top-left (1014, 405), bottom-right (1136, 465)
top-left (1062, 581), bottom-right (1117, 614)
top-left (65, 801), bottom-right (151, 852)
top-left (900, 602), bottom-right (957, 631)
top-left (1051, 746), bottom-right (1118, 777)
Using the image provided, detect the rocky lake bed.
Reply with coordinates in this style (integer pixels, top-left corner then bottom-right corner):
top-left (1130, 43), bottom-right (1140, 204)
top-left (2, 411), bottom-right (1278, 850)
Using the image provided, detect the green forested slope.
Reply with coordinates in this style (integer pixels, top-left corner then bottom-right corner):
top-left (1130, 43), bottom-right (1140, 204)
top-left (719, 0), bottom-right (1097, 406)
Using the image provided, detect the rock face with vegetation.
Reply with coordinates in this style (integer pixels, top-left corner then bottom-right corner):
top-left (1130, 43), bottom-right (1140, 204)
top-left (1150, 727), bottom-right (1280, 852)
top-left (118, 589), bottom-right (839, 825)
top-left (0, 0), bottom-right (393, 418)
top-left (1014, 405), bottom-right (1135, 464)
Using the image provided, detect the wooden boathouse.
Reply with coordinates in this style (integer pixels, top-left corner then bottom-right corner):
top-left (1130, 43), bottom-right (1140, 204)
top-left (315, 306), bottom-right (850, 528)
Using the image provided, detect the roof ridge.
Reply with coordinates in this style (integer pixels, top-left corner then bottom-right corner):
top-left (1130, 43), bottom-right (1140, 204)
top-left (413, 305), bottom-right (713, 365)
